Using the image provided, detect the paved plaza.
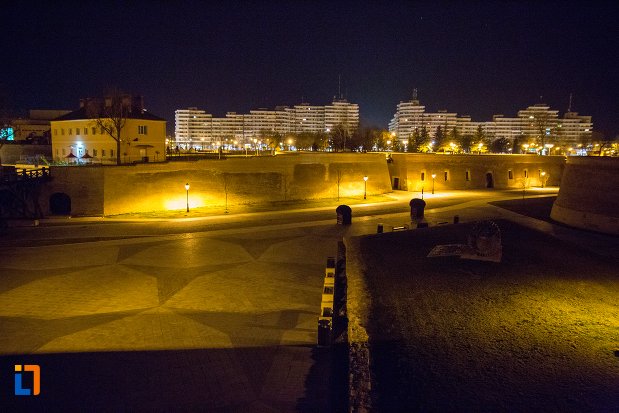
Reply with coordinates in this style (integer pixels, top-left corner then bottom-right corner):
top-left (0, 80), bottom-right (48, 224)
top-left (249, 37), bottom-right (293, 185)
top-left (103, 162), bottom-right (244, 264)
top-left (4, 188), bottom-right (610, 412)
top-left (0, 222), bottom-right (353, 411)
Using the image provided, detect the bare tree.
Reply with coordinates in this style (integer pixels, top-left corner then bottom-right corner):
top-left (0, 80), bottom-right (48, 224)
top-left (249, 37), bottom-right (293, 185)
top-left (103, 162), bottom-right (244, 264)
top-left (335, 167), bottom-right (343, 201)
top-left (88, 89), bottom-right (129, 165)
top-left (223, 173), bottom-right (229, 213)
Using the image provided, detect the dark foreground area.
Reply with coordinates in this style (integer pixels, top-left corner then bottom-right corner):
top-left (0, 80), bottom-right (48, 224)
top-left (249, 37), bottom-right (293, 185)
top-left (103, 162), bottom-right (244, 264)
top-left (490, 195), bottom-right (556, 222)
top-left (355, 220), bottom-right (619, 411)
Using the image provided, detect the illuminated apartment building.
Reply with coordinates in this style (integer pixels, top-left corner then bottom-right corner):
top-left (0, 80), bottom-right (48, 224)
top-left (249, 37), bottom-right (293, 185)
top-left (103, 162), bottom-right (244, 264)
top-left (389, 96), bottom-right (592, 150)
top-left (175, 98), bottom-right (359, 148)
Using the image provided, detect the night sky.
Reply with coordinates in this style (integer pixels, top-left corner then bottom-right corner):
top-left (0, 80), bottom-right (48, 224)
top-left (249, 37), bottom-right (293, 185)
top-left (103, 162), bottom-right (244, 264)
top-left (2, 1), bottom-right (618, 137)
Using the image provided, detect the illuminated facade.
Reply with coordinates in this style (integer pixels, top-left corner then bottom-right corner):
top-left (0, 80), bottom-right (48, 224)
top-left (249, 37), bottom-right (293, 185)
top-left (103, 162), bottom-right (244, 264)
top-left (389, 99), bottom-right (593, 150)
top-left (174, 99), bottom-right (359, 149)
top-left (51, 96), bottom-right (166, 164)
top-left (388, 98), bottom-right (458, 140)
top-left (174, 108), bottom-right (213, 149)
top-left (324, 99), bottom-right (359, 134)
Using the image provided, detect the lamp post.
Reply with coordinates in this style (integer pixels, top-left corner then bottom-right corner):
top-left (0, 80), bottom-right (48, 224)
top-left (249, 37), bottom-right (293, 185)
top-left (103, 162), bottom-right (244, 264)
top-left (431, 173), bottom-right (436, 194)
top-left (363, 176), bottom-right (368, 200)
top-left (185, 183), bottom-right (190, 212)
top-left (545, 143), bottom-right (554, 156)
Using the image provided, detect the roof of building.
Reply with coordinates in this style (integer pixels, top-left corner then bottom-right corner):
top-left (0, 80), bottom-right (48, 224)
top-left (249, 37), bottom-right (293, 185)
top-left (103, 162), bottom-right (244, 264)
top-left (53, 106), bottom-right (165, 122)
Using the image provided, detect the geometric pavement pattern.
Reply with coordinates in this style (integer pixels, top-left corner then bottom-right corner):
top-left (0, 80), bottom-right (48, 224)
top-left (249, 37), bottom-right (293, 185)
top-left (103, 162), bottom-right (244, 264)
top-left (0, 223), bottom-right (347, 411)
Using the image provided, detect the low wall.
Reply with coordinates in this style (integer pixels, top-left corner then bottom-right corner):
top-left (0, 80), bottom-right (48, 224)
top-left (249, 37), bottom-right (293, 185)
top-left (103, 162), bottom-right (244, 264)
top-left (40, 153), bottom-right (392, 216)
top-left (550, 157), bottom-right (619, 235)
top-left (0, 143), bottom-right (52, 164)
top-left (41, 167), bottom-right (105, 215)
top-left (389, 153), bottom-right (565, 192)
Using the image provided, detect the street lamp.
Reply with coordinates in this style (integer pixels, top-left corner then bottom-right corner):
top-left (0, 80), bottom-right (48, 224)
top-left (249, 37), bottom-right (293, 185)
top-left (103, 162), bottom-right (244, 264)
top-left (185, 183), bottom-right (190, 212)
top-left (545, 143), bottom-right (554, 155)
top-left (522, 143), bottom-right (529, 154)
top-left (363, 176), bottom-right (368, 200)
top-left (431, 173), bottom-right (436, 194)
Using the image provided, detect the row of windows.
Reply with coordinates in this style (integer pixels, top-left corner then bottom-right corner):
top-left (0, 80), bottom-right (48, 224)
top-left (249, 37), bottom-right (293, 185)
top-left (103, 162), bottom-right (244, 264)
top-left (419, 169), bottom-right (542, 182)
top-left (53, 125), bottom-right (149, 136)
top-left (420, 171), bottom-right (450, 182)
top-left (56, 148), bottom-right (115, 157)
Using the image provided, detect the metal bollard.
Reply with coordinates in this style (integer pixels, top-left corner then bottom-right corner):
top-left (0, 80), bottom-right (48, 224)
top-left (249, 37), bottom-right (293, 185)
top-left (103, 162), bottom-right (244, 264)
top-left (377, 223), bottom-right (384, 233)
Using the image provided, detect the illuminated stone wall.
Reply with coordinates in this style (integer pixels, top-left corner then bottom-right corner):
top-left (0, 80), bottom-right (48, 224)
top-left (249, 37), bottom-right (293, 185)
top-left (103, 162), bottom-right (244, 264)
top-left (101, 153), bottom-right (391, 215)
top-left (550, 157), bottom-right (619, 235)
top-left (43, 166), bottom-right (105, 215)
top-left (41, 153), bottom-right (571, 217)
top-left (41, 153), bottom-right (392, 215)
top-left (389, 153), bottom-right (565, 192)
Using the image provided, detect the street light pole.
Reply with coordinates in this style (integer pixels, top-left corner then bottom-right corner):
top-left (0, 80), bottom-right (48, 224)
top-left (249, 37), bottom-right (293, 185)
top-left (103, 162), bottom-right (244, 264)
top-left (185, 183), bottom-right (190, 212)
top-left (363, 176), bottom-right (368, 200)
top-left (431, 174), bottom-right (436, 194)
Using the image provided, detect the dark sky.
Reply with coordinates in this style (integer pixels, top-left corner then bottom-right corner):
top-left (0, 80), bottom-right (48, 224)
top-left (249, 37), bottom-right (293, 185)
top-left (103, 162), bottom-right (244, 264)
top-left (2, 1), bottom-right (618, 137)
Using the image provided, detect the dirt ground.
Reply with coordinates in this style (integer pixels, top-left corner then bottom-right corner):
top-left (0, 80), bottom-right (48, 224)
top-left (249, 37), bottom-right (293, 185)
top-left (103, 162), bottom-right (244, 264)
top-left (352, 220), bottom-right (619, 412)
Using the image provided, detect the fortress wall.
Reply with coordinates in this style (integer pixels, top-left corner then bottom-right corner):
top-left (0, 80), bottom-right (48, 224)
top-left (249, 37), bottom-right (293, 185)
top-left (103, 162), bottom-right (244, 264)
top-left (41, 166), bottom-right (105, 215)
top-left (390, 153), bottom-right (565, 192)
top-left (41, 153), bottom-right (391, 216)
top-left (550, 157), bottom-right (619, 234)
top-left (40, 153), bottom-right (572, 217)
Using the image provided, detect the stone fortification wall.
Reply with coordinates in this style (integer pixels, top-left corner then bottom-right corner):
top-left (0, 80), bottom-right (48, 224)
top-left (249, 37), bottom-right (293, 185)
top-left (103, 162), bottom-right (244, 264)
top-left (389, 153), bottom-right (565, 192)
top-left (41, 153), bottom-right (392, 216)
top-left (102, 153), bottom-right (391, 215)
top-left (41, 166), bottom-right (105, 215)
top-left (550, 157), bottom-right (619, 235)
top-left (0, 144), bottom-right (52, 164)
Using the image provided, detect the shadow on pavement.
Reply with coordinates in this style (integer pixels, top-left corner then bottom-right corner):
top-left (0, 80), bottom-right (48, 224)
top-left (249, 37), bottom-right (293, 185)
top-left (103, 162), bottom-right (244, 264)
top-left (0, 344), bottom-right (333, 412)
